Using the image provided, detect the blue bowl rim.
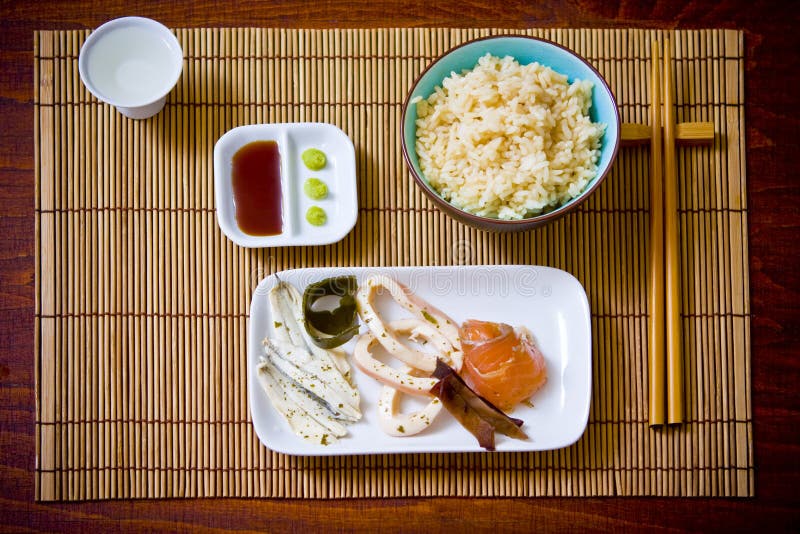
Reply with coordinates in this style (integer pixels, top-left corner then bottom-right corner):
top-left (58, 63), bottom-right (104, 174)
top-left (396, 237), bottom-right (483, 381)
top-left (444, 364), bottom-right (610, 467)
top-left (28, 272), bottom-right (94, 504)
top-left (400, 34), bottom-right (621, 227)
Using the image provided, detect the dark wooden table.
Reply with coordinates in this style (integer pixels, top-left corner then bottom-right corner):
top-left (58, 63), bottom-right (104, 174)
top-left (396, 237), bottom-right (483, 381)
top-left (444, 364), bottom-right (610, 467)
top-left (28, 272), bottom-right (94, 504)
top-left (2, 1), bottom-right (798, 530)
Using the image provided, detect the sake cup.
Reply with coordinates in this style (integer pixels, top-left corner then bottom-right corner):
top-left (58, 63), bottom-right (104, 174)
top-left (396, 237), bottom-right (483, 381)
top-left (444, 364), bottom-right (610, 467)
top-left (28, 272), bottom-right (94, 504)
top-left (78, 17), bottom-right (183, 119)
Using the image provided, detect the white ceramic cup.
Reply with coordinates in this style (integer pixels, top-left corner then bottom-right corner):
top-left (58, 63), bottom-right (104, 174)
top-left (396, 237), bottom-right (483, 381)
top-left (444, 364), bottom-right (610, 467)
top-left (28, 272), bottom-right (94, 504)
top-left (78, 17), bottom-right (183, 119)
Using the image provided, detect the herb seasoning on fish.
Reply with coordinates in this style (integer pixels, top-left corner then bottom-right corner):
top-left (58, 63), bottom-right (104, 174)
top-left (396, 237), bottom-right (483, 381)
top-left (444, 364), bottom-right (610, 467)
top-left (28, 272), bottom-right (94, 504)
top-left (255, 280), bottom-right (362, 445)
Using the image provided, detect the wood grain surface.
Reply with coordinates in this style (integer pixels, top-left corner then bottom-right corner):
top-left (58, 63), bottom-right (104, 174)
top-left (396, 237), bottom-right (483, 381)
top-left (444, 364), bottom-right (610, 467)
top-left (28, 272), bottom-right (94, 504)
top-left (2, 0), bottom-right (798, 531)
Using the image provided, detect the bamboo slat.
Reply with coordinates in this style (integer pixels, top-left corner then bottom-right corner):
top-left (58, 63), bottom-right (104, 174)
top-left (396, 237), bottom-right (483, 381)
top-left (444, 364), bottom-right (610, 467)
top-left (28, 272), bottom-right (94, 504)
top-left (34, 27), bottom-right (752, 500)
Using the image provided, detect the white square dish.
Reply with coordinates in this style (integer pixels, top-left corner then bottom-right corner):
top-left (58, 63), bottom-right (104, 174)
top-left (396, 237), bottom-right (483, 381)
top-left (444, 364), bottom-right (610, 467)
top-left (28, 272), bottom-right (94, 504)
top-left (248, 265), bottom-right (592, 456)
top-left (214, 122), bottom-right (358, 247)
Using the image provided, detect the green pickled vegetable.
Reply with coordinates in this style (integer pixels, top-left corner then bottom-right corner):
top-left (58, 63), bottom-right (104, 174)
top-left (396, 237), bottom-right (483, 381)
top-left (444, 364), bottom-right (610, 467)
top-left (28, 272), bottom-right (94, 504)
top-left (301, 148), bottom-right (327, 170)
top-left (303, 178), bottom-right (328, 200)
top-left (302, 275), bottom-right (359, 348)
top-left (305, 206), bottom-right (327, 226)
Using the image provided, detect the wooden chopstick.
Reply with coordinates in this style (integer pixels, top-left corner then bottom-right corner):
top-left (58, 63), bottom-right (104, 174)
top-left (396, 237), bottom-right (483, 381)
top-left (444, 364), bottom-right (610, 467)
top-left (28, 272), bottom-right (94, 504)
top-left (620, 122), bottom-right (714, 145)
top-left (648, 40), bottom-right (666, 427)
top-left (663, 39), bottom-right (684, 424)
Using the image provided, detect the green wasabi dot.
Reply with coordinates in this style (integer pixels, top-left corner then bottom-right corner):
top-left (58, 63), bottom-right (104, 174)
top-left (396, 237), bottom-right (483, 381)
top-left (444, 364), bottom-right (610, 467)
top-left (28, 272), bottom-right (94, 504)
top-left (303, 177), bottom-right (328, 200)
top-left (301, 148), bottom-right (327, 171)
top-left (305, 206), bottom-right (327, 226)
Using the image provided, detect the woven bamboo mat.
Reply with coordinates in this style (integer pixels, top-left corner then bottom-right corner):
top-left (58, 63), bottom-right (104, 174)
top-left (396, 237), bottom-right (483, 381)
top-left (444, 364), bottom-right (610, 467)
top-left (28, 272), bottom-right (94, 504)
top-left (34, 28), bottom-right (751, 500)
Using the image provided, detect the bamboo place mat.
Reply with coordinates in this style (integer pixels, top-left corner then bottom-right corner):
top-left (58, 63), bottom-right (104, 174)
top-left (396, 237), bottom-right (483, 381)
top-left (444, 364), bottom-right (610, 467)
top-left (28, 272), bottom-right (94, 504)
top-left (34, 28), bottom-right (751, 500)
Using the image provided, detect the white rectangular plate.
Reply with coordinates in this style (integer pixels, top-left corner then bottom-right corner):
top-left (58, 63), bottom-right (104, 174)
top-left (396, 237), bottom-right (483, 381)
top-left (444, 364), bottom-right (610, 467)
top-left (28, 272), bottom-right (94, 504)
top-left (214, 122), bottom-right (358, 247)
top-left (248, 265), bottom-right (592, 455)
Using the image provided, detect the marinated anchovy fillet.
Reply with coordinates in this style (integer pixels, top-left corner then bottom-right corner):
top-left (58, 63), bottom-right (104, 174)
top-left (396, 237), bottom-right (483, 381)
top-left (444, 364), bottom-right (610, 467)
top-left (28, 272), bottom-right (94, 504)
top-left (256, 361), bottom-right (342, 445)
top-left (264, 339), bottom-right (360, 422)
top-left (258, 357), bottom-right (348, 435)
top-left (257, 279), bottom-right (362, 445)
top-left (269, 280), bottom-right (356, 389)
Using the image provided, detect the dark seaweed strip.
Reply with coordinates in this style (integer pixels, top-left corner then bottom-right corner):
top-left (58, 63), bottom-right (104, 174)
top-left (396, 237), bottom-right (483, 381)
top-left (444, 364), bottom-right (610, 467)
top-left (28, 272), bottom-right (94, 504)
top-left (430, 359), bottom-right (528, 451)
top-left (302, 276), bottom-right (360, 348)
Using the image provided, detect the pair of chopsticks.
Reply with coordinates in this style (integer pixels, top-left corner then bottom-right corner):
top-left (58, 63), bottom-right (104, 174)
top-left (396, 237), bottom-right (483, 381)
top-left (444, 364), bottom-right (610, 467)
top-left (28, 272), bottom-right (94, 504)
top-left (618, 41), bottom-right (715, 426)
top-left (647, 40), bottom-right (683, 426)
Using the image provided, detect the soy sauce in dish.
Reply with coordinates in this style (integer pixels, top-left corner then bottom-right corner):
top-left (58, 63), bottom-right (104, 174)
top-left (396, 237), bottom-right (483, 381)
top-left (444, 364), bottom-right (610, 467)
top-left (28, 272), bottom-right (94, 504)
top-left (231, 140), bottom-right (282, 236)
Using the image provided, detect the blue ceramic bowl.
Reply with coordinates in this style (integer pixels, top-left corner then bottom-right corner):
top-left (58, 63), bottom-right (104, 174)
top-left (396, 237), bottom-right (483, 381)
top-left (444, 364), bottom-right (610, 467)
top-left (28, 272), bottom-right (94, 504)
top-left (401, 35), bottom-right (620, 231)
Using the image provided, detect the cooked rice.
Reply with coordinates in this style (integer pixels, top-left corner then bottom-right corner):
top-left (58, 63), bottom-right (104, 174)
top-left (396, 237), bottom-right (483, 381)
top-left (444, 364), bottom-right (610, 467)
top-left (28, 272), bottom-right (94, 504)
top-left (414, 53), bottom-right (605, 220)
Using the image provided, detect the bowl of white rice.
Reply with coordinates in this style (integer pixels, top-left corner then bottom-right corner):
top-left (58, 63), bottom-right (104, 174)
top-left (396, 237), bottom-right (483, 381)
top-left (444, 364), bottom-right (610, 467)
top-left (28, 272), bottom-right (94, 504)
top-left (401, 35), bottom-right (620, 231)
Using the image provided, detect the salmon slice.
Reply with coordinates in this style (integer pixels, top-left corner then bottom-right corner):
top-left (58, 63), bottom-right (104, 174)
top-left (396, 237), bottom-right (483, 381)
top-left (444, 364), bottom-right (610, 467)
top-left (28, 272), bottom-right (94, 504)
top-left (459, 319), bottom-right (547, 412)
